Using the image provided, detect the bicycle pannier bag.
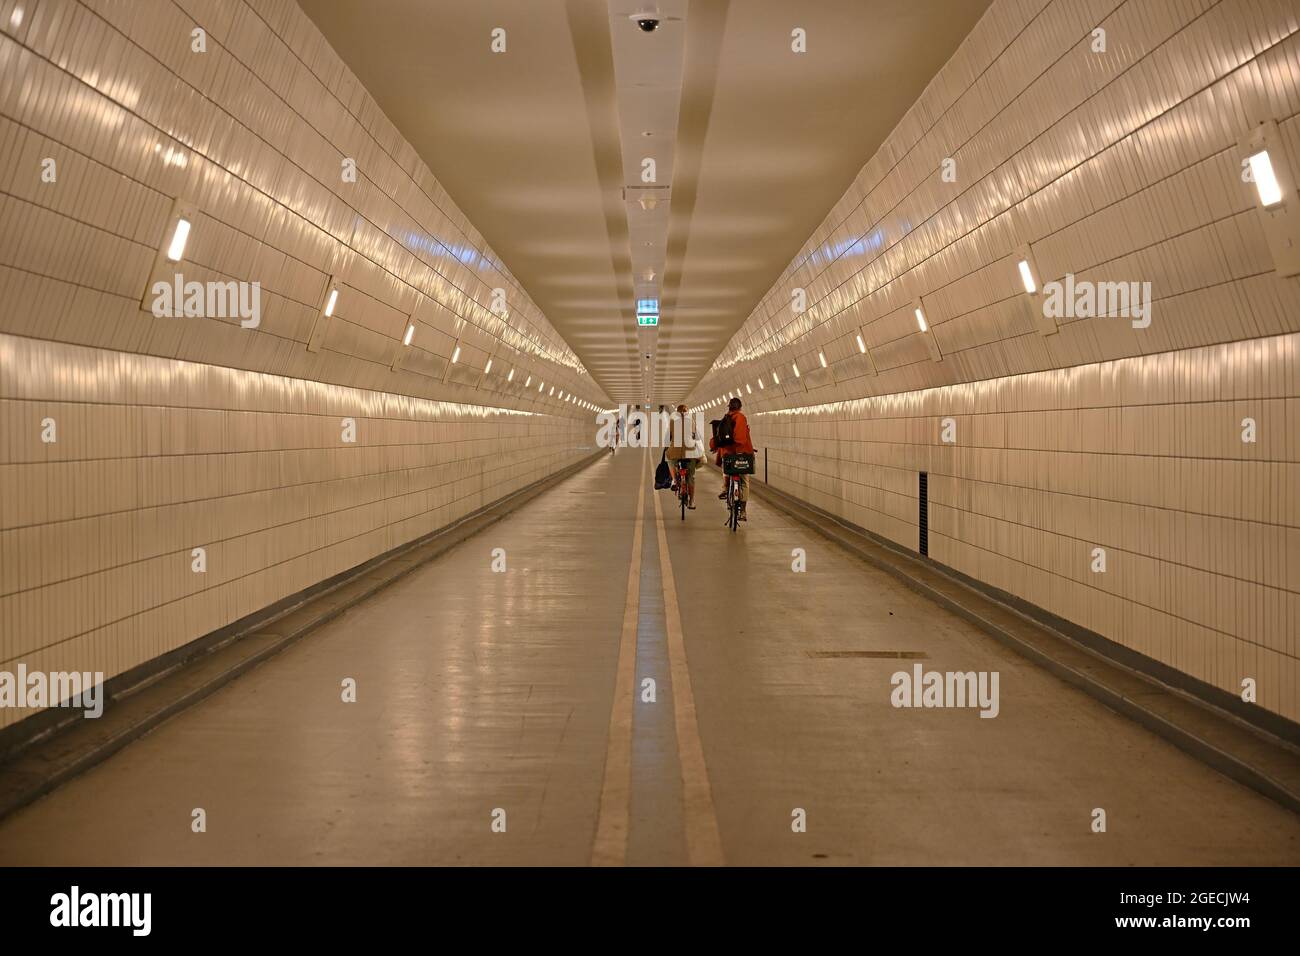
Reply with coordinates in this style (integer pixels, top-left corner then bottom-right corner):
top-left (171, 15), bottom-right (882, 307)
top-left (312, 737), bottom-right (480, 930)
top-left (722, 452), bottom-right (755, 476)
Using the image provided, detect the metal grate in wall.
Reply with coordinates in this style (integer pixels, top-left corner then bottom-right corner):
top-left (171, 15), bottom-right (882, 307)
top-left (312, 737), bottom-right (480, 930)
top-left (918, 471), bottom-right (929, 557)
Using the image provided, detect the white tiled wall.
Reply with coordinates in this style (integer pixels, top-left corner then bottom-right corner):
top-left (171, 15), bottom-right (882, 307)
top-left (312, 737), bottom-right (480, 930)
top-left (689, 0), bottom-right (1300, 722)
top-left (0, 0), bottom-right (607, 728)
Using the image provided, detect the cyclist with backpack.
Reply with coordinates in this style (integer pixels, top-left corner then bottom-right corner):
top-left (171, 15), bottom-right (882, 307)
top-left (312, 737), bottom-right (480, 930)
top-left (710, 397), bottom-right (755, 521)
top-left (665, 403), bottom-right (703, 509)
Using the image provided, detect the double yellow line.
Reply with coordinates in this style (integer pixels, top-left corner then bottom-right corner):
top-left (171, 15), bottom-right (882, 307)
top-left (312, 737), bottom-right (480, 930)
top-left (591, 453), bottom-right (724, 866)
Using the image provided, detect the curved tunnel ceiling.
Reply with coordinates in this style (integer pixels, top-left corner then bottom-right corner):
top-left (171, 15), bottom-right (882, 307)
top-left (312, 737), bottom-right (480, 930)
top-left (298, 0), bottom-right (993, 404)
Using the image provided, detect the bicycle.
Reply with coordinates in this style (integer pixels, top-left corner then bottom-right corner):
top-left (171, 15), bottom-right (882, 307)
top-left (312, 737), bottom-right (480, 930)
top-left (721, 453), bottom-right (755, 533)
top-left (673, 459), bottom-right (690, 520)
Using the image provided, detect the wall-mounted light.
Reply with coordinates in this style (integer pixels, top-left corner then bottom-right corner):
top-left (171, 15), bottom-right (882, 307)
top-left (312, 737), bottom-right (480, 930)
top-left (856, 328), bottom-right (879, 375)
top-left (1241, 119), bottom-right (1300, 276)
top-left (1248, 149), bottom-right (1283, 207)
top-left (538, 380), bottom-right (544, 392)
top-left (141, 196), bottom-right (197, 313)
top-left (818, 351), bottom-right (827, 368)
top-left (306, 275), bottom-right (342, 352)
top-left (508, 369), bottom-right (515, 382)
top-left (1016, 256), bottom-right (1037, 294)
top-left (484, 358), bottom-right (493, 374)
top-left (451, 345), bottom-right (461, 364)
top-left (391, 318), bottom-right (417, 371)
top-left (758, 378), bottom-right (765, 389)
top-left (792, 362), bottom-right (800, 378)
top-left (746, 383), bottom-right (752, 394)
top-left (913, 297), bottom-right (943, 362)
top-left (1015, 243), bottom-right (1057, 336)
top-left (772, 370), bottom-right (780, 385)
top-left (165, 218), bottom-right (191, 262)
top-left (525, 376), bottom-right (532, 387)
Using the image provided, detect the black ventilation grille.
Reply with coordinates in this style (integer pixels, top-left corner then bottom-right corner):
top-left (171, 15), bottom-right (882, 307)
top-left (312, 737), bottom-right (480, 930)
top-left (918, 471), bottom-right (929, 556)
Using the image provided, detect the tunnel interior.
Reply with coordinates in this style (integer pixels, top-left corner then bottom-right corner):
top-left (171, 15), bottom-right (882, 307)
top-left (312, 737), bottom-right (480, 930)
top-left (0, 0), bottom-right (1297, 879)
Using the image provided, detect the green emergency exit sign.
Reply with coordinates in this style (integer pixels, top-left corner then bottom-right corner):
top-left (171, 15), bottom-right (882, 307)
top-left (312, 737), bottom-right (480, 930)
top-left (637, 314), bottom-right (659, 326)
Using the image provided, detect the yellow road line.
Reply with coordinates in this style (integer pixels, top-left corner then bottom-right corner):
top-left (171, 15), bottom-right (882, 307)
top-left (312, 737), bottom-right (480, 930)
top-left (590, 452), bottom-right (645, 866)
top-left (652, 485), bottom-right (725, 866)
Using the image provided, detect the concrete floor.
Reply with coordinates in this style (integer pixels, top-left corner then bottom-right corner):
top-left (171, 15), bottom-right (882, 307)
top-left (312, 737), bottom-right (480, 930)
top-left (0, 449), bottom-right (1296, 865)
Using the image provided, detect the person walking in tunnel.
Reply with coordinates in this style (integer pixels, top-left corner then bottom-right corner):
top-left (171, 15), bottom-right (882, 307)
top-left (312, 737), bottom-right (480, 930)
top-left (711, 397), bottom-right (755, 520)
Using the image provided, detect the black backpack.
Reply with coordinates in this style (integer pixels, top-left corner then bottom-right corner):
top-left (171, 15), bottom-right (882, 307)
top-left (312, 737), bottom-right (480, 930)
top-left (654, 450), bottom-right (673, 489)
top-left (713, 414), bottom-right (735, 447)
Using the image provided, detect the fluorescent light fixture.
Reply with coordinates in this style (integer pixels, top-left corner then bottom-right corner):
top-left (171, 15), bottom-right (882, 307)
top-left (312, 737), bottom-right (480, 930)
top-left (858, 331), bottom-right (880, 375)
top-left (525, 376), bottom-right (531, 387)
top-left (1249, 150), bottom-right (1283, 207)
top-left (818, 351), bottom-right (827, 368)
top-left (758, 378), bottom-right (765, 389)
top-left (165, 218), bottom-right (191, 262)
top-left (306, 275), bottom-right (341, 352)
top-left (508, 369), bottom-right (515, 382)
top-left (913, 297), bottom-right (943, 361)
top-left (451, 346), bottom-right (461, 364)
top-left (141, 197), bottom-right (197, 314)
top-left (1240, 120), bottom-right (1300, 276)
top-left (484, 358), bottom-right (493, 374)
top-left (391, 319), bottom-right (418, 371)
top-left (746, 384), bottom-right (752, 394)
top-left (142, 197), bottom-right (200, 314)
top-left (772, 370), bottom-right (780, 384)
top-left (1017, 258), bottom-right (1037, 294)
top-left (1016, 244), bottom-right (1056, 335)
top-left (792, 362), bottom-right (800, 378)
top-left (549, 386), bottom-right (555, 396)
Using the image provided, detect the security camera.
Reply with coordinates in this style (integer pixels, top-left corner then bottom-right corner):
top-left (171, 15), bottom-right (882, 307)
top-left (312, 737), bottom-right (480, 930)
top-left (636, 18), bottom-right (660, 32)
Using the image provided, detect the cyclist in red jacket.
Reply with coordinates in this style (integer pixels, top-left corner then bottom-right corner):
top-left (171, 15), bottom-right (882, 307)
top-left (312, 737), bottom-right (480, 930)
top-left (710, 397), bottom-right (755, 520)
